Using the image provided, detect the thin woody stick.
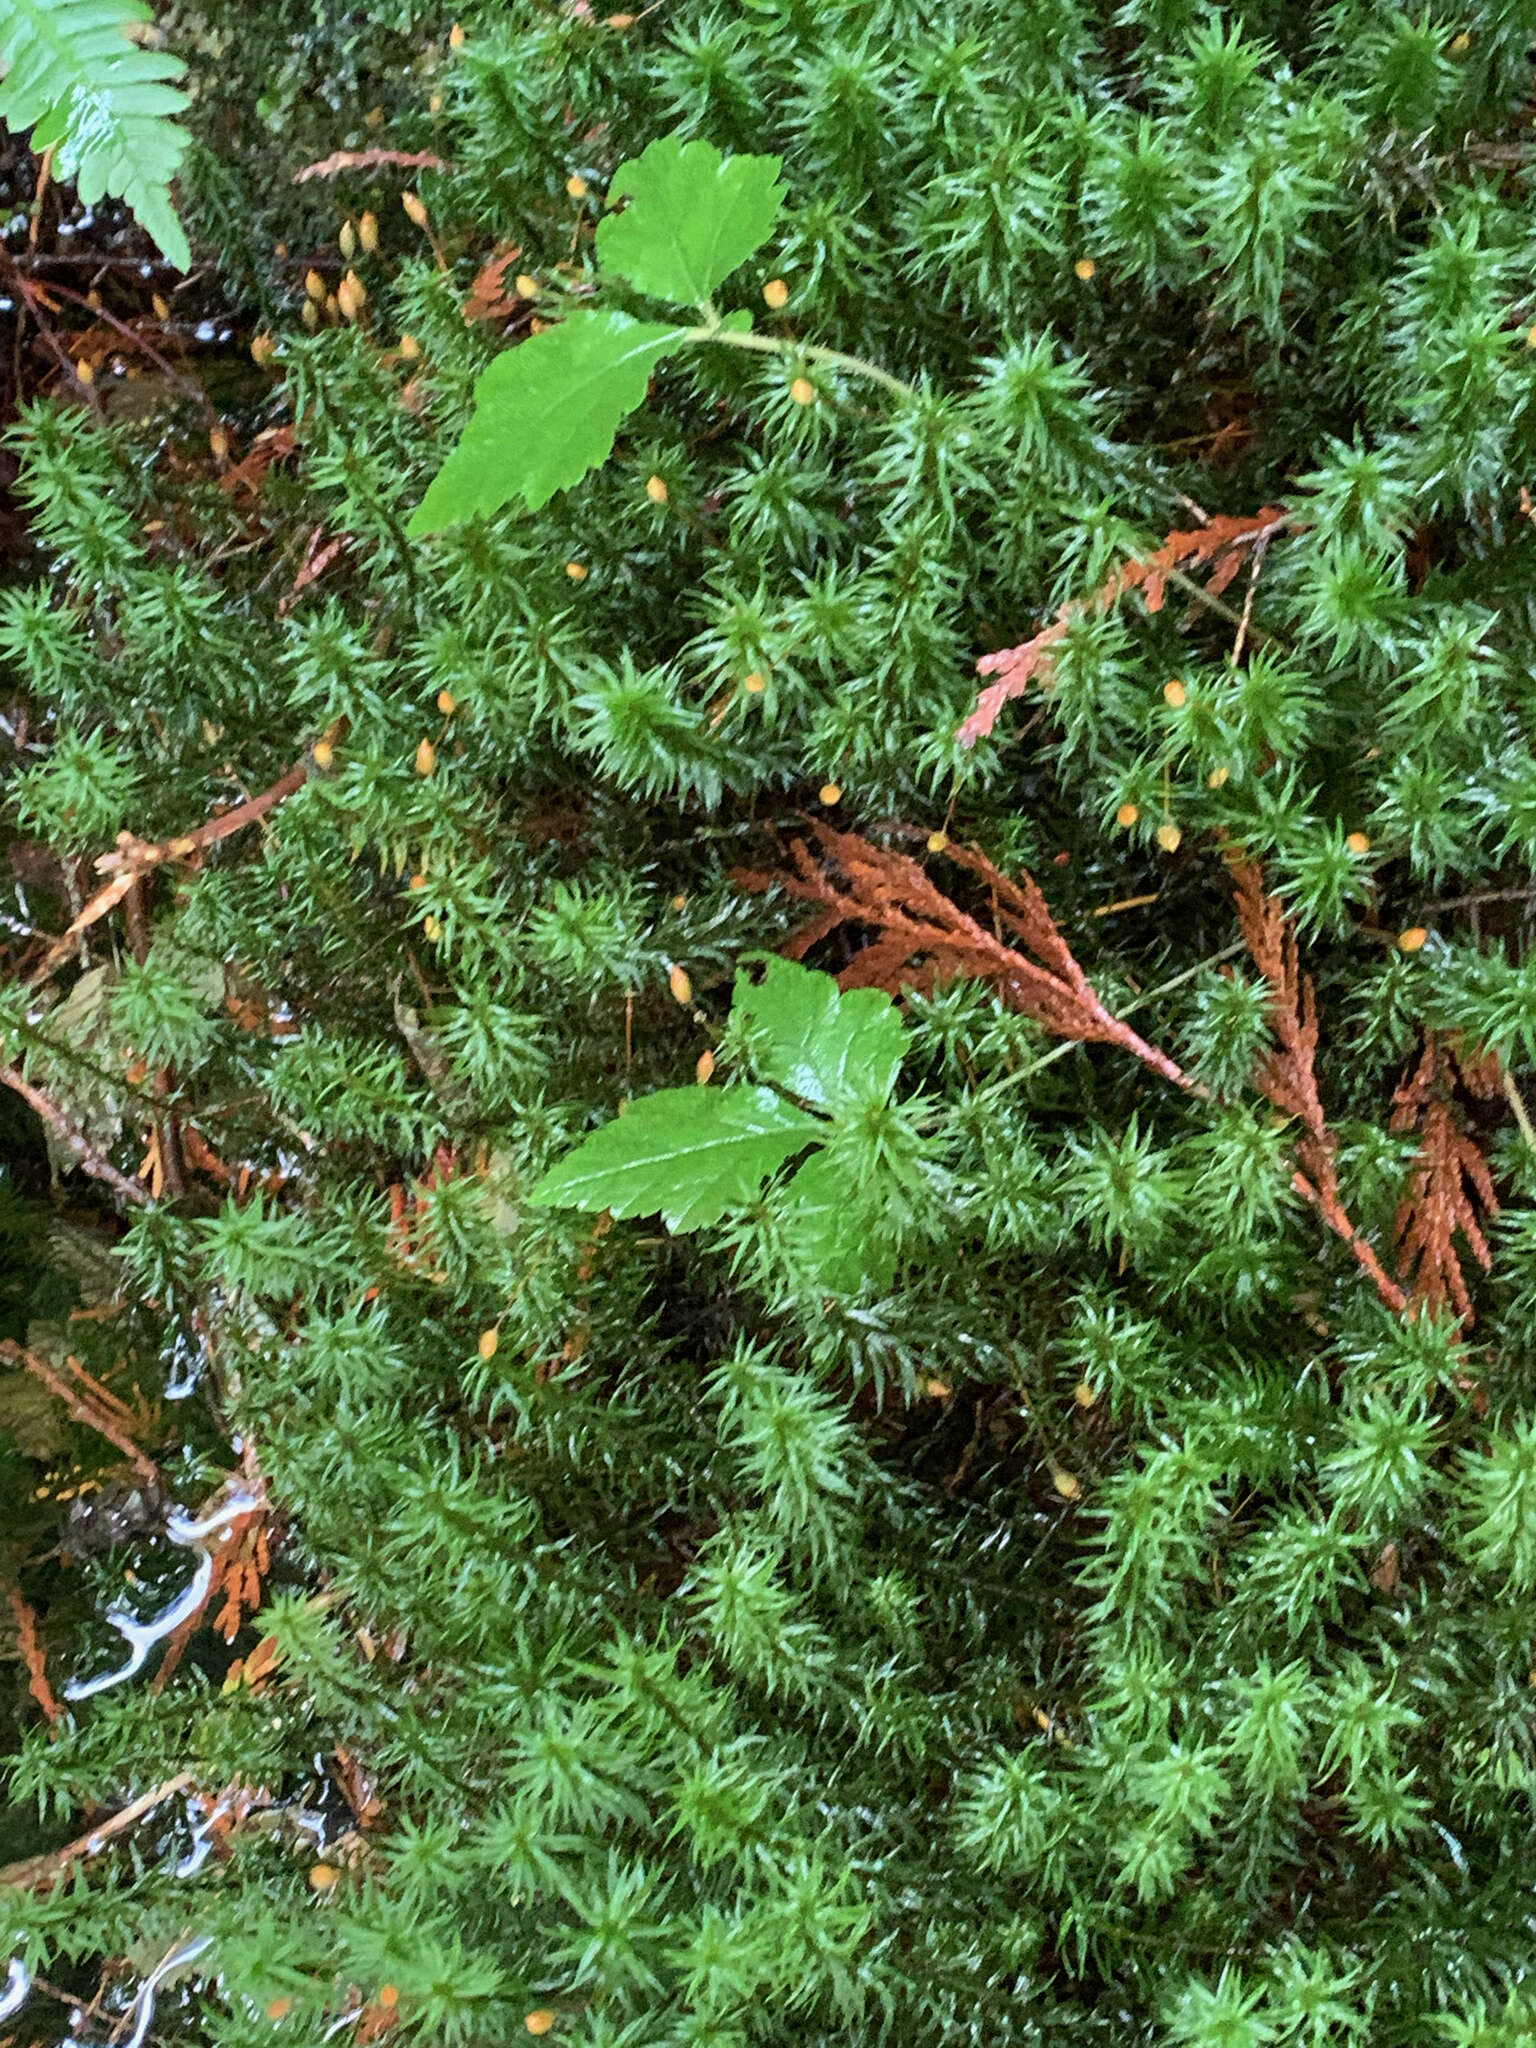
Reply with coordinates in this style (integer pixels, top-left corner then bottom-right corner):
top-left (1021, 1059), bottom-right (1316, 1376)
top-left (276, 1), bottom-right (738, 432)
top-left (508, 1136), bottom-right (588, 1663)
top-left (31, 759), bottom-right (311, 982)
top-left (0, 1060), bottom-right (150, 1206)
top-left (0, 1771), bottom-right (194, 1891)
top-left (0, 1340), bottom-right (158, 1482)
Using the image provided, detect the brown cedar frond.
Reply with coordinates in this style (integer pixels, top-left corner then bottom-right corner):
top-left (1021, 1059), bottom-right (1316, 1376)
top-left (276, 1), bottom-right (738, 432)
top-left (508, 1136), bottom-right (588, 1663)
top-left (1228, 857), bottom-right (1408, 1314)
top-left (1390, 1035), bottom-right (1499, 1322)
top-left (959, 506), bottom-right (1290, 746)
top-left (737, 821), bottom-right (1197, 1092)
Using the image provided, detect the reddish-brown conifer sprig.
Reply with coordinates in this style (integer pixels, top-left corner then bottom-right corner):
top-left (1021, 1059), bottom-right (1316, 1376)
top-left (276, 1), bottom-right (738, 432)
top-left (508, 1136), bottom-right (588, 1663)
top-left (1227, 857), bottom-right (1408, 1314)
top-left (959, 506), bottom-right (1290, 746)
top-left (1390, 1035), bottom-right (1499, 1322)
top-left (738, 820), bottom-right (1198, 1090)
top-left (743, 825), bottom-right (1430, 1315)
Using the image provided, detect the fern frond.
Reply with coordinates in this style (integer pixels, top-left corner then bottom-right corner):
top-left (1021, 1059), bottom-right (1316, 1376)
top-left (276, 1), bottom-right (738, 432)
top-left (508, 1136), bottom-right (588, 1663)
top-left (0, 0), bottom-right (190, 268)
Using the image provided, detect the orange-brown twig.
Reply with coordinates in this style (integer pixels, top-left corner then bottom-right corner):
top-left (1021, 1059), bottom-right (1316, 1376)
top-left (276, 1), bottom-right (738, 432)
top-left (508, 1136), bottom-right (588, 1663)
top-left (3, 1578), bottom-right (61, 1726)
top-left (737, 822), bottom-right (1200, 1093)
top-left (30, 759), bottom-right (312, 982)
top-left (1229, 858), bottom-right (1408, 1313)
top-left (960, 507), bottom-right (1290, 746)
top-left (0, 1339), bottom-right (158, 1481)
top-left (294, 147), bottom-right (450, 182)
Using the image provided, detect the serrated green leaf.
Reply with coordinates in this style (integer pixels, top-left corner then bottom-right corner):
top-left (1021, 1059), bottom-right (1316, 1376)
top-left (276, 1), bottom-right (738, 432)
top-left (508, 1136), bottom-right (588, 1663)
top-left (408, 311), bottom-right (688, 536)
top-left (529, 1085), bottom-right (822, 1233)
top-left (734, 956), bottom-right (907, 1113)
top-left (596, 132), bottom-right (784, 309)
top-left (777, 1149), bottom-right (892, 1294)
top-left (0, 0), bottom-right (191, 269)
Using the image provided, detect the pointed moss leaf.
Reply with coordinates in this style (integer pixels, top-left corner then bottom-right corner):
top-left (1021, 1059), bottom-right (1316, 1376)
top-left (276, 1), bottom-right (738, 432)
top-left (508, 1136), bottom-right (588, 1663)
top-left (408, 311), bottom-right (688, 535)
top-left (734, 956), bottom-right (907, 1113)
top-left (777, 1149), bottom-right (892, 1294)
top-left (596, 133), bottom-right (784, 309)
top-left (529, 1085), bottom-right (822, 1233)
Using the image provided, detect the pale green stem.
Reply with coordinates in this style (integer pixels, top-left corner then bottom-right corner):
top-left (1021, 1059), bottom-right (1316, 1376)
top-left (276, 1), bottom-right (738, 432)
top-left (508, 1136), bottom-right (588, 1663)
top-left (683, 323), bottom-right (917, 402)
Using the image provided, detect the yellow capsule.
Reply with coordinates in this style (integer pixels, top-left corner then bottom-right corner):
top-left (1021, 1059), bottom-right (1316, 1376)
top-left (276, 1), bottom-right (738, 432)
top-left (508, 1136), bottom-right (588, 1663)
top-left (927, 830), bottom-right (949, 853)
top-left (1207, 766), bottom-right (1230, 790)
top-left (477, 1327), bottom-right (499, 1360)
top-left (309, 1863), bottom-right (340, 1891)
top-left (378, 1987), bottom-right (400, 2011)
top-left (301, 300), bottom-right (321, 331)
top-left (399, 331), bottom-right (423, 361)
top-left (251, 332), bottom-right (277, 366)
top-left (1115, 802), bottom-right (1139, 828)
top-left (925, 1378), bottom-right (952, 1400)
top-left (210, 426), bottom-right (230, 460)
top-left (669, 964), bottom-right (693, 1006)
top-left (742, 672), bottom-right (767, 693)
top-left (364, 104), bottom-right (385, 129)
top-left (274, 240), bottom-right (290, 259)
top-left (359, 210), bottom-right (380, 253)
top-left (1448, 30), bottom-right (1470, 55)
top-left (311, 739), bottom-right (335, 771)
top-left (437, 689), bottom-right (457, 716)
top-left (305, 267), bottom-right (327, 302)
top-left (1156, 821), bottom-right (1182, 853)
top-left (608, 9), bottom-right (638, 22)
top-left (415, 737), bottom-right (437, 777)
top-left (1527, 323), bottom-right (1536, 349)
top-left (524, 2016), bottom-right (556, 2039)
top-left (789, 376), bottom-right (817, 405)
top-left (75, 358), bottom-right (95, 385)
top-left (1162, 678), bottom-right (1187, 708)
top-left (151, 291), bottom-right (171, 321)
top-left (1052, 1468), bottom-right (1083, 1500)
top-left (408, 873), bottom-right (428, 891)
top-left (1073, 1381), bottom-right (1098, 1409)
top-left (1398, 926), bottom-right (1429, 953)
top-left (402, 191), bottom-right (430, 228)
top-left (762, 277), bottom-right (790, 309)
top-left (565, 561), bottom-right (588, 581)
top-left (1073, 257), bottom-right (1096, 280)
top-left (338, 270), bottom-right (367, 320)
top-left (695, 1048), bottom-right (716, 1085)
top-left (515, 274), bottom-right (541, 299)
top-left (429, 90), bottom-right (445, 113)
top-left (267, 1996), bottom-right (294, 2020)
top-left (449, 20), bottom-right (465, 46)
top-left (646, 474), bottom-right (669, 504)
top-left (324, 292), bottom-right (341, 321)
top-left (819, 782), bottom-right (842, 805)
top-left (670, 893), bottom-right (688, 911)
top-left (340, 220), bottom-right (357, 260)
top-left (566, 173), bottom-right (589, 199)
top-left (423, 914), bottom-right (443, 942)
top-left (1346, 830), bottom-right (1370, 854)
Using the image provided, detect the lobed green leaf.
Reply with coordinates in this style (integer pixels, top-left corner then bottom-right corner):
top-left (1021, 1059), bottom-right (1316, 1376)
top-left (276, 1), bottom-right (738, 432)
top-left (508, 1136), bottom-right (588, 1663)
top-left (529, 1084), bottom-right (822, 1232)
top-left (596, 132), bottom-right (784, 309)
